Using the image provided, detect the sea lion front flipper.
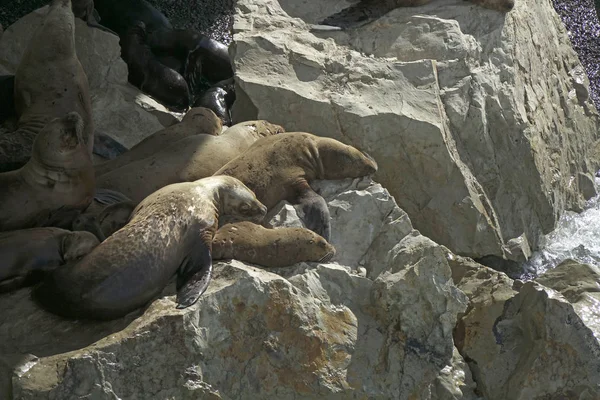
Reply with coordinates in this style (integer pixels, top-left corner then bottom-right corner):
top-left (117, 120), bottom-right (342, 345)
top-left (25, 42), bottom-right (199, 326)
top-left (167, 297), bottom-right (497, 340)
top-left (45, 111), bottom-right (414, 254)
top-left (318, 0), bottom-right (393, 30)
top-left (293, 186), bottom-right (331, 242)
top-left (175, 241), bottom-right (213, 309)
top-left (93, 132), bottom-right (129, 160)
top-left (0, 276), bottom-right (28, 294)
top-left (94, 188), bottom-right (132, 205)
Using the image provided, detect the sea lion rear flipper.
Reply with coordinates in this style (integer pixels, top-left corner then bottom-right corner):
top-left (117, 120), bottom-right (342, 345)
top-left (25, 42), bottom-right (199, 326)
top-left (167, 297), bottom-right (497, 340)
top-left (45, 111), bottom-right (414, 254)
top-left (317, 0), bottom-right (392, 30)
top-left (93, 132), bottom-right (129, 160)
top-left (175, 242), bottom-right (213, 309)
top-left (293, 187), bottom-right (332, 242)
top-left (94, 188), bottom-right (132, 205)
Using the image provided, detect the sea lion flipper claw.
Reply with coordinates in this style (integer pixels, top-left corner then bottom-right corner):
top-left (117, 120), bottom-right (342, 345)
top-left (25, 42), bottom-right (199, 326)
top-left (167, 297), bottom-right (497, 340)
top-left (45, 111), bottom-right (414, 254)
top-left (93, 132), bottom-right (129, 160)
top-left (175, 244), bottom-right (213, 309)
top-left (294, 187), bottom-right (331, 242)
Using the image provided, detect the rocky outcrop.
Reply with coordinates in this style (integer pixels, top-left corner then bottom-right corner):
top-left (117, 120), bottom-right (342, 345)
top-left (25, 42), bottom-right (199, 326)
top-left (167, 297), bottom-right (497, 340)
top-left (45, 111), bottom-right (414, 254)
top-left (0, 178), bottom-right (469, 399)
top-left (0, 6), bottom-right (170, 148)
top-left (230, 0), bottom-right (600, 260)
top-left (451, 255), bottom-right (600, 399)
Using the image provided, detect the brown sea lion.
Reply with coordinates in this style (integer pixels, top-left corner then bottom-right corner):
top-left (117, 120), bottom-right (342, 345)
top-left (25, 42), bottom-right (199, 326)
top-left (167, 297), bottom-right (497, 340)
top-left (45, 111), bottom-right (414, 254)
top-left (120, 21), bottom-right (190, 112)
top-left (33, 176), bottom-right (267, 320)
top-left (214, 133), bottom-right (378, 241)
top-left (212, 222), bottom-right (336, 268)
top-left (96, 120), bottom-right (285, 204)
top-left (0, 112), bottom-right (95, 232)
top-left (1, 0), bottom-right (94, 172)
top-left (94, 107), bottom-right (222, 177)
top-left (0, 228), bottom-right (99, 293)
top-left (315, 0), bottom-right (515, 30)
top-left (72, 200), bottom-right (136, 241)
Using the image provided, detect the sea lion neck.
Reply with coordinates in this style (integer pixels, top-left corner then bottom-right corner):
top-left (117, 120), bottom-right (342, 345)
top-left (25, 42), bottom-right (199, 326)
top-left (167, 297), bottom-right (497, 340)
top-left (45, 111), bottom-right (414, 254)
top-left (21, 155), bottom-right (89, 191)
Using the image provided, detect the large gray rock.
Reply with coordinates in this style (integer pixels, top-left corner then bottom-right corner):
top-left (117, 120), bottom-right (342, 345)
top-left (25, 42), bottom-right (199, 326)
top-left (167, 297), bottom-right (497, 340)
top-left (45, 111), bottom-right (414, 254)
top-left (230, 0), bottom-right (600, 260)
top-left (0, 179), bottom-right (469, 399)
top-left (451, 255), bottom-right (600, 399)
top-left (0, 6), bottom-right (169, 148)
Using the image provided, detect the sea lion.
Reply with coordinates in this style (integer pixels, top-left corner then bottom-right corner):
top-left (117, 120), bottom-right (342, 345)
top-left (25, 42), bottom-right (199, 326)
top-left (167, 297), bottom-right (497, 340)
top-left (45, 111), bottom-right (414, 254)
top-left (315, 0), bottom-right (515, 30)
top-left (2, 0), bottom-right (95, 172)
top-left (96, 120), bottom-right (285, 204)
top-left (0, 228), bottom-right (99, 293)
top-left (120, 21), bottom-right (190, 111)
top-left (0, 112), bottom-right (95, 232)
top-left (214, 133), bottom-right (378, 241)
top-left (94, 0), bottom-right (173, 36)
top-left (72, 200), bottom-right (136, 241)
top-left (194, 79), bottom-right (236, 126)
top-left (146, 29), bottom-right (233, 96)
top-left (71, 0), bottom-right (117, 34)
top-left (94, 107), bottom-right (222, 176)
top-left (212, 222), bottom-right (336, 268)
top-left (33, 175), bottom-right (268, 320)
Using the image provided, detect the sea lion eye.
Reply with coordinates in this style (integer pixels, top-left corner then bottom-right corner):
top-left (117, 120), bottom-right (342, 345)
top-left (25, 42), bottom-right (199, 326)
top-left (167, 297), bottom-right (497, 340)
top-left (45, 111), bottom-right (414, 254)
top-left (240, 204), bottom-right (251, 213)
top-left (309, 240), bottom-right (314, 244)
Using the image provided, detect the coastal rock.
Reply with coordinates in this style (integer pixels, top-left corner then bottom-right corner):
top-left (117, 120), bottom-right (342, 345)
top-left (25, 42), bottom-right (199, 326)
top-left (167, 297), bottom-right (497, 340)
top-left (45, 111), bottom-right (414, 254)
top-left (1, 179), bottom-right (468, 399)
top-left (230, 0), bottom-right (600, 260)
top-left (451, 255), bottom-right (600, 399)
top-left (0, 7), bottom-right (169, 148)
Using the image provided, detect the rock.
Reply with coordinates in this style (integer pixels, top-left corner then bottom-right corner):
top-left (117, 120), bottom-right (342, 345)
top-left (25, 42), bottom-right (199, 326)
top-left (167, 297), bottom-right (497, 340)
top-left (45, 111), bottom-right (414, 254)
top-left (451, 255), bottom-right (600, 399)
top-left (429, 347), bottom-right (480, 400)
top-left (1, 179), bottom-right (468, 399)
top-left (230, 0), bottom-right (600, 260)
top-left (0, 6), bottom-right (172, 148)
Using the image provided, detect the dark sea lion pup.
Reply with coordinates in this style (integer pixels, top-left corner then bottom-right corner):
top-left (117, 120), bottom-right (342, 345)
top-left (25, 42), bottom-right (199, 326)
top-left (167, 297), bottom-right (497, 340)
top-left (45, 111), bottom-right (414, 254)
top-left (33, 176), bottom-right (267, 320)
top-left (120, 21), bottom-right (190, 111)
top-left (214, 133), bottom-right (378, 241)
top-left (212, 222), bottom-right (336, 268)
top-left (0, 112), bottom-right (95, 232)
top-left (0, 228), bottom-right (99, 293)
top-left (315, 0), bottom-right (515, 30)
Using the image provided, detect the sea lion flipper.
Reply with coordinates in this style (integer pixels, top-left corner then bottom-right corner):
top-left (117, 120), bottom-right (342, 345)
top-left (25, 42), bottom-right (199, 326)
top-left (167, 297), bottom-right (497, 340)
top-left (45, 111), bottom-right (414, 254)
top-left (175, 243), bottom-right (213, 309)
top-left (318, 0), bottom-right (392, 30)
top-left (293, 187), bottom-right (332, 242)
top-left (93, 132), bottom-right (129, 160)
top-left (94, 188), bottom-right (132, 205)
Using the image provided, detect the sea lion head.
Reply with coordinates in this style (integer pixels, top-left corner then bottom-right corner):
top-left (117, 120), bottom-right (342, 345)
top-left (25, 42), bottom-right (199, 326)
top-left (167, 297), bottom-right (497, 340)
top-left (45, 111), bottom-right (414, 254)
top-left (181, 107), bottom-right (223, 135)
top-left (256, 121), bottom-right (285, 138)
top-left (32, 112), bottom-right (89, 168)
top-left (317, 137), bottom-right (378, 180)
top-left (62, 230), bottom-right (100, 262)
top-left (212, 176), bottom-right (268, 223)
top-left (297, 229), bottom-right (336, 263)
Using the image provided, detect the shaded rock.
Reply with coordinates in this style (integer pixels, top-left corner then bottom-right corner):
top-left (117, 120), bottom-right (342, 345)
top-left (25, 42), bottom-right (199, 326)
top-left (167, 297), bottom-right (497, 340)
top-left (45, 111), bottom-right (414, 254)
top-left (430, 347), bottom-right (480, 400)
top-left (230, 0), bottom-right (600, 260)
top-left (1, 179), bottom-right (468, 399)
top-left (0, 6), bottom-right (169, 148)
top-left (451, 255), bottom-right (600, 399)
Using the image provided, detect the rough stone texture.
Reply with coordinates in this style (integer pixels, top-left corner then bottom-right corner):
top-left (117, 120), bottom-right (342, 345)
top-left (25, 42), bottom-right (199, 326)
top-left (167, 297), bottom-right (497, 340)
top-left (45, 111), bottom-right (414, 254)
top-left (0, 6), bottom-right (169, 148)
top-left (451, 255), bottom-right (600, 399)
top-left (0, 178), bottom-right (468, 399)
top-left (231, 0), bottom-right (600, 261)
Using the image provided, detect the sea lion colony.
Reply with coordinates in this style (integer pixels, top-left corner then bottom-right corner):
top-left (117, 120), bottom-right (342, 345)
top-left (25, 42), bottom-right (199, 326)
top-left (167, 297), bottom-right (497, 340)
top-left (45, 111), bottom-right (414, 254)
top-left (0, 0), bottom-right (513, 321)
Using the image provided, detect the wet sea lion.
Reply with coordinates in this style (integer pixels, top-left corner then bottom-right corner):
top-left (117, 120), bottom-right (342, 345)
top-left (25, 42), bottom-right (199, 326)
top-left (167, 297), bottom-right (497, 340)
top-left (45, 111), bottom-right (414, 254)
top-left (0, 112), bottom-right (95, 232)
top-left (2, 0), bottom-right (95, 172)
top-left (33, 175), bottom-right (267, 320)
top-left (94, 107), bottom-right (222, 176)
top-left (120, 21), bottom-right (190, 111)
top-left (96, 120), bottom-right (285, 204)
top-left (316, 0), bottom-right (515, 30)
top-left (0, 228), bottom-right (99, 293)
top-left (94, 0), bottom-right (173, 36)
top-left (194, 79), bottom-right (236, 126)
top-left (214, 133), bottom-right (378, 241)
top-left (212, 222), bottom-right (336, 268)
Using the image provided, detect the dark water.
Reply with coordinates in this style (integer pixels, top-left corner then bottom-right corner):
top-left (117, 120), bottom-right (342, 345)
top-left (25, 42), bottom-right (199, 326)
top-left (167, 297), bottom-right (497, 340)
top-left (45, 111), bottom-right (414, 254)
top-left (0, 0), bottom-right (234, 43)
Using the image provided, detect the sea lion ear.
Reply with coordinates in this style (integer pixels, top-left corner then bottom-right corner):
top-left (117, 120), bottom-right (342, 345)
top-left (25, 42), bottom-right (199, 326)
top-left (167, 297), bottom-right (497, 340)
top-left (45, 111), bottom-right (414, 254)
top-left (175, 238), bottom-right (213, 309)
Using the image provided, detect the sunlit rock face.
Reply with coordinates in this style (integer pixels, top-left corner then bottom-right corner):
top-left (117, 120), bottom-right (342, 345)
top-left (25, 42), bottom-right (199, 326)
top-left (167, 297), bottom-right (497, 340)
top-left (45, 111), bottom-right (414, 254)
top-left (231, 0), bottom-right (600, 261)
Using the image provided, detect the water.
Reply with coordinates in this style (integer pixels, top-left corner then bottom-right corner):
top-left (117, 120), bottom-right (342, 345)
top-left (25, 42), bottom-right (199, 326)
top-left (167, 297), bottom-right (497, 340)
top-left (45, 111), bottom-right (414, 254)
top-left (522, 180), bottom-right (600, 279)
